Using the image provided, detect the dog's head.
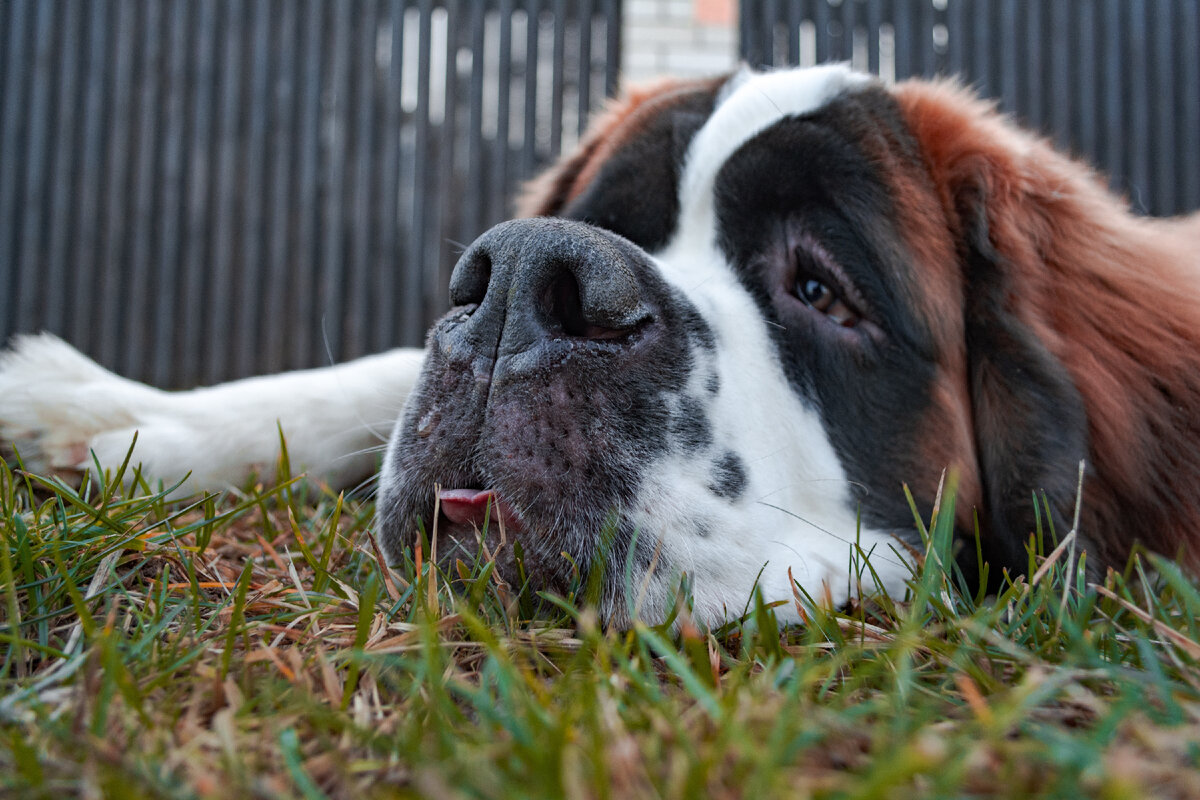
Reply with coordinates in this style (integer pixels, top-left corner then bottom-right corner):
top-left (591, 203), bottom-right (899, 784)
top-left (376, 64), bottom-right (1190, 624)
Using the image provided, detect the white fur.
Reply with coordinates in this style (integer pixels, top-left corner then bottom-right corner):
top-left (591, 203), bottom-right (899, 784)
top-left (0, 333), bottom-right (423, 494)
top-left (677, 63), bottom-right (872, 251)
top-left (631, 66), bottom-right (910, 624)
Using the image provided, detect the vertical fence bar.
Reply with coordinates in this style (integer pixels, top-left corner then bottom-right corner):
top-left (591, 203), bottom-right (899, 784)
top-left (226, 0), bottom-right (272, 378)
top-left (344, 0), bottom-right (378, 362)
top-left (916, 0), bottom-right (934, 77)
top-left (402, 0), bottom-right (432, 346)
top-left (784, 0), bottom-right (800, 66)
top-left (944, 0), bottom-right (965, 77)
top-left (1125, 0), bottom-right (1150, 212)
top-left (577, 0), bottom-right (593, 137)
top-left (1022, 1), bottom-right (1043, 129)
top-left (149, 0), bottom-right (189, 385)
top-left (1100, 0), bottom-right (1124, 197)
top-left (1, 0), bottom-right (33, 340)
top-left (263, 0), bottom-right (298, 374)
top-left (205, 0), bottom-right (244, 382)
top-left (287, 0), bottom-right (322, 372)
top-left (522, 0), bottom-right (543, 181)
top-left (119, 0), bottom-right (160, 377)
top-left (1151, 0), bottom-right (1176, 216)
top-left (370, 0), bottom-right (405, 353)
top-left (1048, 0), bottom-right (1070, 151)
top-left (43, 0), bottom-right (83, 337)
top-left (892, 0), bottom-right (913, 78)
top-left (813, 0), bottom-right (830, 64)
top-left (432, 0), bottom-right (459, 318)
top-left (96, 0), bottom-right (136, 370)
top-left (1179, 0), bottom-right (1200, 213)
top-left (739, 0), bottom-right (763, 66)
top-left (495, 0), bottom-right (514, 221)
top-left (14, 0), bottom-right (55, 334)
top-left (865, 0), bottom-right (883, 77)
top-left (764, 0), bottom-right (780, 64)
top-left (841, 0), bottom-right (857, 69)
top-left (604, 0), bottom-right (620, 97)
top-left (996, 0), bottom-right (1018, 116)
top-left (465, 1), bottom-right (486, 247)
top-left (550, 0), bottom-right (566, 159)
top-left (312, 0), bottom-right (351, 367)
top-left (177, 0), bottom-right (216, 386)
top-left (1073, 0), bottom-right (1097, 164)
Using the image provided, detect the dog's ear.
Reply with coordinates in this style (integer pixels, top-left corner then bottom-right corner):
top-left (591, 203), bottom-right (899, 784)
top-left (516, 76), bottom-right (724, 220)
top-left (956, 177), bottom-right (1089, 582)
top-left (894, 80), bottom-right (1093, 582)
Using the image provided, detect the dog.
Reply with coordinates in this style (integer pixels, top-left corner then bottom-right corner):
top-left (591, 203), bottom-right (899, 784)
top-left (3, 65), bottom-right (1199, 625)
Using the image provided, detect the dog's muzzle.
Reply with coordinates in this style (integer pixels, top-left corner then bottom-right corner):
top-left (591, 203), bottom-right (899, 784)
top-left (376, 217), bottom-right (709, 596)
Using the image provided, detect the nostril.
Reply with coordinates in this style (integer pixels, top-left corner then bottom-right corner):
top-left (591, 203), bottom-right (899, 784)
top-left (449, 248), bottom-right (492, 307)
top-left (544, 271), bottom-right (587, 337)
top-left (542, 271), bottom-right (638, 340)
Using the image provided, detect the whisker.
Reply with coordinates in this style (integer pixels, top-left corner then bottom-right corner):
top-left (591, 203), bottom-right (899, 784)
top-left (755, 500), bottom-right (907, 569)
top-left (348, 471), bottom-right (381, 499)
top-left (333, 443), bottom-right (390, 462)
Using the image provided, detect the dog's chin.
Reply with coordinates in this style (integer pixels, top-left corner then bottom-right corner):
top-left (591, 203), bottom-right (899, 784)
top-left (375, 454), bottom-right (632, 598)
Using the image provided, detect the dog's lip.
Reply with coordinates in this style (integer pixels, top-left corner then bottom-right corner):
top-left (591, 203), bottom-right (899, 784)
top-left (437, 488), bottom-right (526, 534)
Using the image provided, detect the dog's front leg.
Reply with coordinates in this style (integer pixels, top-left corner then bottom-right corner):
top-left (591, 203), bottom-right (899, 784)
top-left (0, 334), bottom-right (423, 495)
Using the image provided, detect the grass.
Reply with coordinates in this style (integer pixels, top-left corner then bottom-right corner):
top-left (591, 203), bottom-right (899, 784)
top-left (2, 453), bottom-right (1200, 799)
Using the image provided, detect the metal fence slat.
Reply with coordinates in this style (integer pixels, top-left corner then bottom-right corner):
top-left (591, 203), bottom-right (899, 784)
top-left (7, 1), bottom-right (1194, 387)
top-left (0, 0), bottom-right (33, 341)
top-left (1179, 0), bottom-right (1200, 213)
top-left (15, 0), bottom-right (56, 336)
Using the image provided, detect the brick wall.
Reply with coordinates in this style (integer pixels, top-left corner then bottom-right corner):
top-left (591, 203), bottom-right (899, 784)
top-left (622, 0), bottom-right (739, 83)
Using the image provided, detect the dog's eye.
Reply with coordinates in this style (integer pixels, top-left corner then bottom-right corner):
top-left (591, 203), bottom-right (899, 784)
top-left (799, 278), bottom-right (834, 310)
top-left (794, 272), bottom-right (859, 327)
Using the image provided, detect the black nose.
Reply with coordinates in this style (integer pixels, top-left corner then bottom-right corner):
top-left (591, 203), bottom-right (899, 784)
top-left (447, 219), bottom-right (652, 355)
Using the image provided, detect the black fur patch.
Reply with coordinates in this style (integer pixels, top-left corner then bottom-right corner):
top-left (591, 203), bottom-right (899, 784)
top-left (671, 395), bottom-right (713, 453)
top-left (711, 87), bottom-right (940, 545)
top-left (560, 88), bottom-right (719, 252)
top-left (709, 451), bottom-right (747, 501)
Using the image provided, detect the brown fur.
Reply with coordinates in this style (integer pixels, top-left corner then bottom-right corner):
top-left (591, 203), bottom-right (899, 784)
top-left (895, 79), bottom-right (1200, 571)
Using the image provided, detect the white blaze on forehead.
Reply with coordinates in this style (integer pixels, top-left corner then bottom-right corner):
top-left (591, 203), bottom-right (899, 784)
top-left (677, 64), bottom-right (872, 241)
top-left (637, 65), bottom-right (908, 626)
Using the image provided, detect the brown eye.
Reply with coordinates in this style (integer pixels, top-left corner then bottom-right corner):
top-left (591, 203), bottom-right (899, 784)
top-left (795, 276), bottom-right (859, 327)
top-left (791, 245), bottom-right (862, 328)
top-left (798, 278), bottom-right (835, 311)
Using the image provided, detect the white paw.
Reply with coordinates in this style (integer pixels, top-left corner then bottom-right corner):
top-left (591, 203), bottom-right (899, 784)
top-left (0, 334), bottom-right (161, 478)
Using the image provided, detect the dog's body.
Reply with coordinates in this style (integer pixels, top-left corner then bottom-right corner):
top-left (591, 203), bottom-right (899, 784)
top-left (3, 65), bottom-right (1199, 624)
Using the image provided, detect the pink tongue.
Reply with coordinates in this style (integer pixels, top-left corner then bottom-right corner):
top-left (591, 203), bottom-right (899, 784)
top-left (437, 489), bottom-right (523, 532)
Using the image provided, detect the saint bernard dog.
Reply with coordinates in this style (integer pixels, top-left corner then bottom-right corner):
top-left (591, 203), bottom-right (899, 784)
top-left (3, 65), bottom-right (1199, 625)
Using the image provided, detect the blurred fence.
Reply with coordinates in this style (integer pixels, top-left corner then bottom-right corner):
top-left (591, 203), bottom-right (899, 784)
top-left (741, 0), bottom-right (1200, 218)
top-left (2, 1), bottom-right (1199, 387)
top-left (0, 0), bottom-right (620, 386)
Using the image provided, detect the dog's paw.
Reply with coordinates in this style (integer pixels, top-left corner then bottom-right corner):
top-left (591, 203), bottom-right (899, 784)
top-left (0, 334), bottom-right (159, 477)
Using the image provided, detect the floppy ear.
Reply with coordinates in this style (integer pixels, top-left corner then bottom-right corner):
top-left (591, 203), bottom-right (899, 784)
top-left (957, 180), bottom-right (1089, 581)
